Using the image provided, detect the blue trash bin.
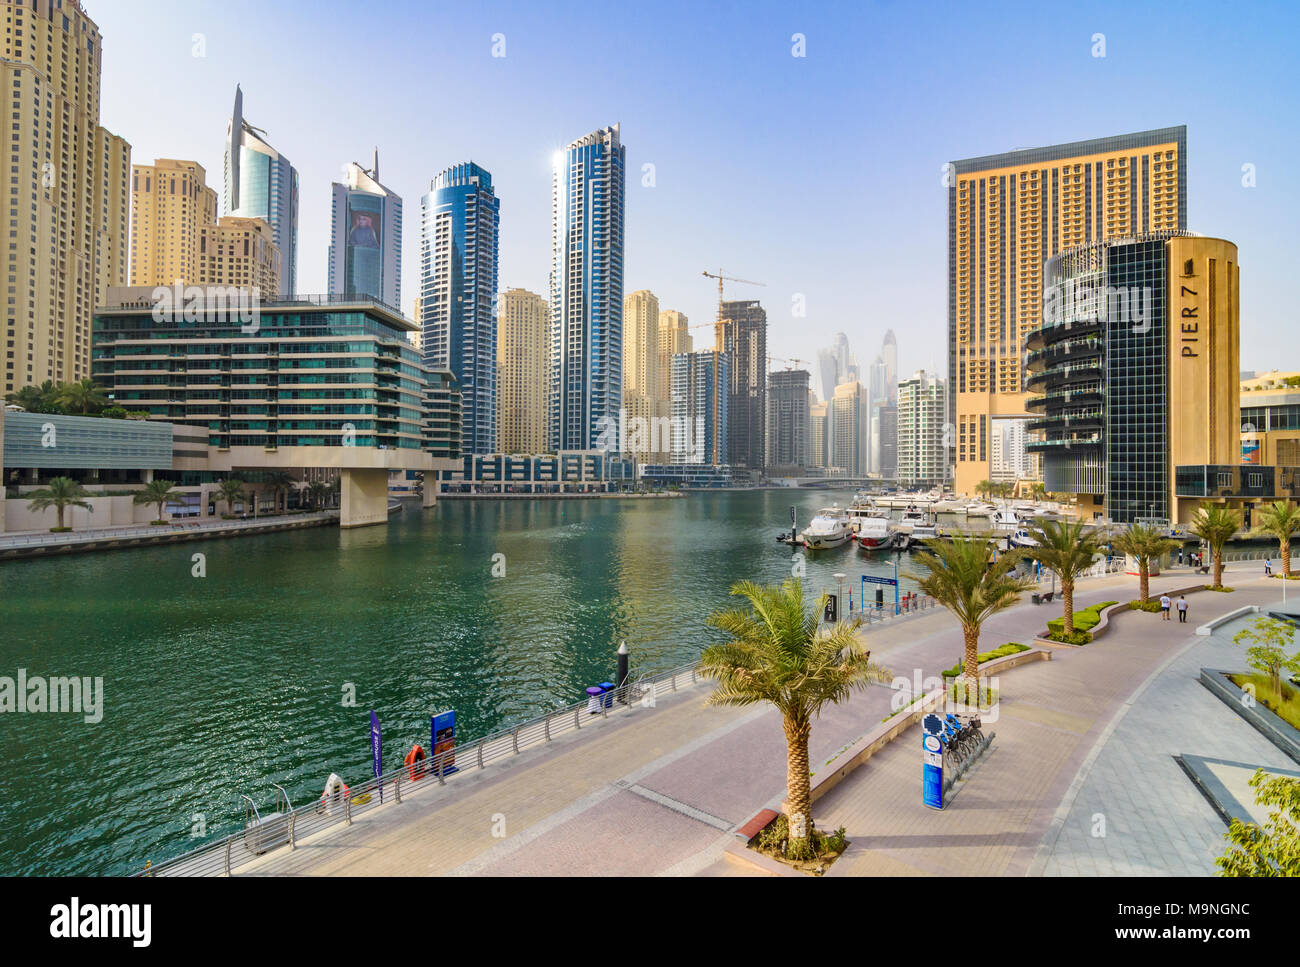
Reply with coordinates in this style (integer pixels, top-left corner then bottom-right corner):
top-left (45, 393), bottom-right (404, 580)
top-left (598, 682), bottom-right (615, 709)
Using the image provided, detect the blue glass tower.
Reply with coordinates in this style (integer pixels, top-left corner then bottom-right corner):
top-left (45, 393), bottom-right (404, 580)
top-left (421, 162), bottom-right (500, 456)
top-left (550, 124), bottom-right (626, 452)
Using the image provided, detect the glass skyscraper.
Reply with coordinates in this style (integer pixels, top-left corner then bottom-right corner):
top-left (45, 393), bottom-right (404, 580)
top-left (224, 85), bottom-right (299, 296)
top-left (421, 162), bottom-right (500, 456)
top-left (329, 151), bottom-right (402, 308)
top-left (550, 124), bottom-right (626, 452)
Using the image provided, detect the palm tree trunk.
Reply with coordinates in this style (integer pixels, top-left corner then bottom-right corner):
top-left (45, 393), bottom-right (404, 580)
top-left (1062, 581), bottom-right (1075, 635)
top-left (56, 504), bottom-right (65, 529)
top-left (1283, 537), bottom-right (1292, 579)
top-left (1139, 561), bottom-right (1150, 604)
top-left (783, 716), bottom-right (813, 854)
top-left (1213, 548), bottom-right (1224, 589)
top-left (962, 624), bottom-right (980, 697)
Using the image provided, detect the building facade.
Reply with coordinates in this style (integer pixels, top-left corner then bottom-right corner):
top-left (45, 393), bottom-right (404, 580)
top-left (329, 152), bottom-right (401, 307)
top-left (715, 299), bottom-right (766, 471)
top-left (948, 126), bottom-right (1187, 495)
top-left (897, 370), bottom-right (947, 487)
top-left (765, 369), bottom-right (810, 472)
top-left (1241, 371), bottom-right (1300, 468)
top-left (497, 287), bottom-right (549, 455)
top-left (658, 310), bottom-right (691, 406)
top-left (225, 85), bottom-right (298, 296)
top-left (809, 399), bottom-right (829, 469)
top-left (129, 160), bottom-right (218, 288)
top-left (830, 379), bottom-right (867, 476)
top-left (422, 162), bottom-right (500, 455)
top-left (1026, 233), bottom-right (1238, 524)
top-left (550, 124), bottom-right (626, 452)
top-left (622, 289), bottom-right (663, 461)
top-left (196, 216), bottom-right (280, 295)
top-left (671, 350), bottom-right (727, 465)
top-left (2, 0), bottom-right (130, 396)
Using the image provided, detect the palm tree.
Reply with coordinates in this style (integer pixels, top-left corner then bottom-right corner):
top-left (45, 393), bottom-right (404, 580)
top-left (1111, 523), bottom-right (1178, 604)
top-left (5, 379), bottom-right (61, 413)
top-left (306, 480), bottom-right (330, 511)
top-left (699, 578), bottom-right (890, 859)
top-left (1025, 518), bottom-right (1106, 636)
top-left (1031, 482), bottom-right (1047, 502)
top-left (264, 471), bottom-right (296, 513)
top-left (217, 477), bottom-right (245, 516)
top-left (133, 478), bottom-right (180, 524)
top-left (909, 537), bottom-right (1034, 693)
top-left (27, 476), bottom-right (92, 530)
top-left (57, 378), bottom-right (108, 415)
top-left (1254, 500), bottom-right (1300, 579)
top-left (1190, 503), bottom-right (1242, 590)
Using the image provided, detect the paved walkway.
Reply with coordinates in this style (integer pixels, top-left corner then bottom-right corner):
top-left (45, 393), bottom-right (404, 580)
top-left (216, 564), bottom-right (1287, 876)
top-left (816, 573), bottom-right (1288, 877)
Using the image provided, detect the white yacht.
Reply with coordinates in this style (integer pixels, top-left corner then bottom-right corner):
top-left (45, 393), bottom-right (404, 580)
top-left (1009, 527), bottom-right (1040, 549)
top-left (855, 515), bottom-right (901, 551)
top-left (800, 507), bottom-right (853, 549)
top-left (964, 502), bottom-right (996, 518)
top-left (991, 508), bottom-right (1023, 531)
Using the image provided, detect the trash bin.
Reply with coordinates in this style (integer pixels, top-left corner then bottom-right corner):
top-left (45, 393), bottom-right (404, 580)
top-left (1031, 592), bottom-right (1041, 605)
top-left (585, 686), bottom-right (603, 714)
top-left (598, 682), bottom-right (615, 709)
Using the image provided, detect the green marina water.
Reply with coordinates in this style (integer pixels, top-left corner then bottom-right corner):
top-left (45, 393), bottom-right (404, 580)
top-left (0, 488), bottom-right (920, 875)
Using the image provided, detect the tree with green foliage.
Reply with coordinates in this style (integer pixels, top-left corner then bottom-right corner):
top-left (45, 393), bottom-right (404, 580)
top-left (1233, 616), bottom-right (1300, 700)
top-left (56, 378), bottom-right (108, 415)
top-left (1190, 503), bottom-right (1242, 590)
top-left (306, 480), bottom-right (330, 511)
top-left (1111, 523), bottom-right (1178, 604)
top-left (217, 477), bottom-right (245, 516)
top-left (26, 476), bottom-right (92, 530)
top-left (1025, 518), bottom-right (1106, 636)
top-left (909, 537), bottom-right (1034, 694)
top-left (133, 479), bottom-right (181, 524)
top-left (264, 471), bottom-right (296, 513)
top-left (699, 578), bottom-right (890, 860)
top-left (1217, 769), bottom-right (1300, 877)
top-left (5, 379), bottom-right (61, 413)
top-left (1254, 500), bottom-right (1300, 579)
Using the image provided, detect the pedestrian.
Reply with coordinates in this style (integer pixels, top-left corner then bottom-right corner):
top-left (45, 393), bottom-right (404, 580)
top-left (1159, 593), bottom-right (1171, 621)
top-left (1176, 595), bottom-right (1188, 623)
top-left (1265, 557), bottom-right (1273, 576)
top-left (1177, 546), bottom-right (1184, 566)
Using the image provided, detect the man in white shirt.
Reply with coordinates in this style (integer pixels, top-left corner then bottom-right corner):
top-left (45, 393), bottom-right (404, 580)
top-left (1176, 595), bottom-right (1189, 623)
top-left (1159, 593), bottom-right (1171, 620)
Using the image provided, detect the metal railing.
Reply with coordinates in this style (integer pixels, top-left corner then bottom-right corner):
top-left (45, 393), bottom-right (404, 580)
top-left (0, 512), bottom-right (336, 549)
top-left (134, 658), bottom-right (707, 877)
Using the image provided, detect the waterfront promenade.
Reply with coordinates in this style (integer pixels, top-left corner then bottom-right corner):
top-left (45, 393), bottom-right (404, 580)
top-left (220, 564), bottom-right (1291, 877)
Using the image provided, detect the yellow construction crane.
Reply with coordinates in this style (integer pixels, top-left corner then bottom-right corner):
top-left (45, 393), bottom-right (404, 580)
top-left (701, 269), bottom-right (765, 319)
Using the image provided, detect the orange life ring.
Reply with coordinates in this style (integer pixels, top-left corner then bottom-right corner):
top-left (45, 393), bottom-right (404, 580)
top-left (404, 744), bottom-right (426, 781)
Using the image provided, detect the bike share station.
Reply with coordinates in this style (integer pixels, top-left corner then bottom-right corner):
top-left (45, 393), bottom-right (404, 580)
top-left (921, 709), bottom-right (996, 809)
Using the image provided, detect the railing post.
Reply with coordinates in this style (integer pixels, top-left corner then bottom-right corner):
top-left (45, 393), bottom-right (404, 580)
top-left (691, 667), bottom-right (697, 684)
top-left (671, 673), bottom-right (677, 692)
top-left (477, 739), bottom-right (485, 768)
top-left (544, 716), bottom-right (551, 741)
top-left (288, 812), bottom-right (296, 849)
top-left (575, 707), bottom-right (581, 729)
top-left (437, 751), bottom-right (446, 785)
top-left (512, 726), bottom-right (520, 754)
top-left (345, 793), bottom-right (352, 825)
top-left (394, 772), bottom-right (402, 803)
top-left (224, 837), bottom-right (232, 876)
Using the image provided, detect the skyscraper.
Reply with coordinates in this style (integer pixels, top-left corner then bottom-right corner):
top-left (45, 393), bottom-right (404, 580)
top-left (225, 85), bottom-right (299, 296)
top-left (766, 370), bottom-right (811, 471)
top-left (817, 332), bottom-right (854, 402)
top-left (658, 310), bottom-right (692, 405)
top-left (2, 0), bottom-right (130, 396)
top-left (498, 287), bottom-right (549, 454)
top-left (809, 400), bottom-right (829, 469)
top-left (196, 216), bottom-right (281, 295)
top-left (671, 350), bottom-right (728, 465)
top-left (550, 124), bottom-right (626, 452)
top-left (329, 151), bottom-right (401, 307)
top-left (881, 330), bottom-right (898, 403)
top-left (422, 162), bottom-right (501, 455)
top-left (129, 160), bottom-right (218, 287)
top-left (830, 380), bottom-right (868, 476)
top-left (623, 289), bottom-right (663, 460)
top-left (947, 126), bottom-right (1186, 495)
top-left (897, 370), bottom-right (947, 487)
top-left (715, 299), bottom-right (766, 470)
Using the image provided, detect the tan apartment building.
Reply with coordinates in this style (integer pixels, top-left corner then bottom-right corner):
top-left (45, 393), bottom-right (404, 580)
top-left (129, 159), bottom-right (219, 287)
top-left (1241, 370), bottom-right (1300, 469)
top-left (623, 289), bottom-right (664, 460)
top-left (658, 309), bottom-right (691, 405)
top-left (948, 126), bottom-right (1187, 496)
top-left (2, 0), bottom-right (131, 397)
top-left (497, 287), bottom-right (548, 453)
top-left (196, 216), bottom-right (281, 296)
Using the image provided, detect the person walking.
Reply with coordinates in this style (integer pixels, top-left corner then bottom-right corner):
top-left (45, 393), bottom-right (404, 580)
top-left (1177, 546), bottom-right (1184, 566)
top-left (1159, 593), bottom-right (1172, 621)
top-left (1265, 557), bottom-right (1273, 576)
top-left (1176, 595), bottom-right (1188, 623)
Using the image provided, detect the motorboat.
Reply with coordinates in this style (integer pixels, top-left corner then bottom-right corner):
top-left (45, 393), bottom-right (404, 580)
top-left (855, 515), bottom-right (901, 551)
top-left (800, 507), bottom-right (853, 549)
top-left (964, 502), bottom-right (996, 518)
top-left (991, 508), bottom-right (1023, 531)
top-left (1009, 527), bottom-right (1040, 549)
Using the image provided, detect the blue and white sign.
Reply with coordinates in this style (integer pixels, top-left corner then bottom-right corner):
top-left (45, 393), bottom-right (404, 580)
top-left (922, 714), bottom-right (944, 809)
top-left (369, 709), bottom-right (383, 803)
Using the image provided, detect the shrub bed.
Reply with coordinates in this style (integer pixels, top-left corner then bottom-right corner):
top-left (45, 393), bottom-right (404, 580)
top-left (750, 814), bottom-right (848, 874)
top-left (941, 642), bottom-right (1030, 678)
top-left (1127, 600), bottom-right (1163, 613)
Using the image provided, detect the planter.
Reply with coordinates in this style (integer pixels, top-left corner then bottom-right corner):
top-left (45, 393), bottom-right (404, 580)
top-left (1199, 668), bottom-right (1300, 765)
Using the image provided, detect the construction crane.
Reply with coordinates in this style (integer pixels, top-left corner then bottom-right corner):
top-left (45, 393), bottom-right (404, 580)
top-left (701, 269), bottom-right (765, 319)
top-left (767, 354), bottom-right (808, 372)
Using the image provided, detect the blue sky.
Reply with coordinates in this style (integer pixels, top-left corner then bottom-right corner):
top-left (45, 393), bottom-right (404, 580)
top-left (94, 0), bottom-right (1299, 386)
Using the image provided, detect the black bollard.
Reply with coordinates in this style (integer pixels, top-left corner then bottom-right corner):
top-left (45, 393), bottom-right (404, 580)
top-left (617, 640), bottom-right (629, 705)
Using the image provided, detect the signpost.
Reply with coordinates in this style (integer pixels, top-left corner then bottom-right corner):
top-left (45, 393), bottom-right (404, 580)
top-left (431, 709), bottom-right (457, 777)
top-left (861, 568), bottom-right (901, 615)
top-left (921, 713), bottom-right (945, 809)
top-left (369, 710), bottom-right (383, 803)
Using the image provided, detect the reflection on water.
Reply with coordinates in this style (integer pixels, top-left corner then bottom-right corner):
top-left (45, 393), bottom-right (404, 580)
top-left (0, 488), bottom-right (926, 874)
